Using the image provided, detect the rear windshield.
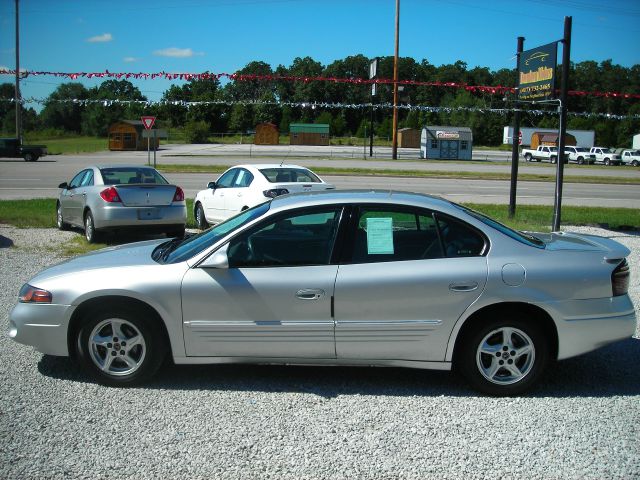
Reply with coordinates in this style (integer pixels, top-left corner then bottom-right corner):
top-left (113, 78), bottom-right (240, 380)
top-left (259, 168), bottom-right (321, 183)
top-left (100, 167), bottom-right (169, 185)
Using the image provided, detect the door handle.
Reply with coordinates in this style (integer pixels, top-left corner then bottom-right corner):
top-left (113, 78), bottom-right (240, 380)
top-left (296, 289), bottom-right (325, 300)
top-left (449, 282), bottom-right (478, 292)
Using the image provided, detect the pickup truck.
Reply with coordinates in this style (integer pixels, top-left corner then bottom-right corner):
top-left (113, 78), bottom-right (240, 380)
top-left (521, 146), bottom-right (568, 164)
top-left (621, 149), bottom-right (640, 167)
top-left (564, 146), bottom-right (595, 165)
top-left (589, 147), bottom-right (622, 166)
top-left (0, 137), bottom-right (48, 162)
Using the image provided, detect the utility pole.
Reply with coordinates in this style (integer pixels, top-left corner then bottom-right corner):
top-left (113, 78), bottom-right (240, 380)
top-left (552, 16), bottom-right (572, 232)
top-left (508, 36), bottom-right (524, 218)
top-left (391, 0), bottom-right (400, 160)
top-left (15, 0), bottom-right (22, 143)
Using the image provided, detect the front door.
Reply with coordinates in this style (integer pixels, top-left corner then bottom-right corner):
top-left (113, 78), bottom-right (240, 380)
top-left (440, 140), bottom-right (459, 159)
top-left (182, 206), bottom-right (344, 358)
top-left (203, 168), bottom-right (238, 223)
top-left (60, 169), bottom-right (91, 225)
top-left (334, 206), bottom-right (488, 362)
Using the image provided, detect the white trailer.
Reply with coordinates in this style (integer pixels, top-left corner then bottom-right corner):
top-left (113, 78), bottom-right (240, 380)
top-left (503, 127), bottom-right (595, 148)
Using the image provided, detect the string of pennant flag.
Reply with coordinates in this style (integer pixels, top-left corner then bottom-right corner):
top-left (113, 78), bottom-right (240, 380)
top-left (1, 69), bottom-right (640, 100)
top-left (2, 97), bottom-right (638, 120)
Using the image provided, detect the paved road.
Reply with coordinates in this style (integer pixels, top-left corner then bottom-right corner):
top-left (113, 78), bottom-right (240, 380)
top-left (1, 146), bottom-right (638, 207)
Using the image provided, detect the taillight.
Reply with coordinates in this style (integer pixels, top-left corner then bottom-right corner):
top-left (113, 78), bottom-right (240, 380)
top-left (18, 284), bottom-right (52, 303)
top-left (100, 187), bottom-right (121, 203)
top-left (263, 188), bottom-right (289, 198)
top-left (173, 186), bottom-right (185, 202)
top-left (612, 259), bottom-right (630, 296)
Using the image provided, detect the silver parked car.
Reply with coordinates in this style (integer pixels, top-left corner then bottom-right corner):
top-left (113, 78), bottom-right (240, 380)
top-left (10, 191), bottom-right (636, 395)
top-left (56, 165), bottom-right (187, 243)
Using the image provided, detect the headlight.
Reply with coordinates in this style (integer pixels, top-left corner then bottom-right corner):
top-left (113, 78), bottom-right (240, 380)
top-left (18, 284), bottom-right (52, 303)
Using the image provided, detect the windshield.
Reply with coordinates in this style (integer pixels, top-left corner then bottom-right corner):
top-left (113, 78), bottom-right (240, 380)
top-left (156, 202), bottom-right (270, 263)
top-left (454, 204), bottom-right (545, 249)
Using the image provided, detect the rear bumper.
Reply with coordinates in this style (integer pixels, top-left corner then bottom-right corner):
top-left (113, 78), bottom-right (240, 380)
top-left (549, 295), bottom-right (637, 360)
top-left (93, 204), bottom-right (187, 230)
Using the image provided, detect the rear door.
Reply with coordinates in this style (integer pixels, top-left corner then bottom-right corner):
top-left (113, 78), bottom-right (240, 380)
top-left (334, 205), bottom-right (488, 362)
top-left (224, 168), bottom-right (255, 217)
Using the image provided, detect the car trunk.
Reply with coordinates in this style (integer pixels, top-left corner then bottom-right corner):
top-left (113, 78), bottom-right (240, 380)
top-left (273, 182), bottom-right (335, 194)
top-left (115, 184), bottom-right (177, 207)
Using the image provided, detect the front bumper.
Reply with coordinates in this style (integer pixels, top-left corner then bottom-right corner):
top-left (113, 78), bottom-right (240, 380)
top-left (8, 302), bottom-right (75, 356)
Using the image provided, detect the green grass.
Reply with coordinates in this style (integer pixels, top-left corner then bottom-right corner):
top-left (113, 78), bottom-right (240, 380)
top-left (22, 134), bottom-right (108, 154)
top-left (156, 163), bottom-right (640, 185)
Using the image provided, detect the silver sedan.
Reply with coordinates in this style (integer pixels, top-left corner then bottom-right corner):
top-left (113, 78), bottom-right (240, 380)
top-left (10, 191), bottom-right (636, 395)
top-left (56, 165), bottom-right (187, 243)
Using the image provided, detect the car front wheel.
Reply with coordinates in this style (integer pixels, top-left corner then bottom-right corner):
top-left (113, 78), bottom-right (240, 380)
top-left (458, 318), bottom-right (549, 396)
top-left (195, 203), bottom-right (209, 230)
top-left (75, 307), bottom-right (165, 386)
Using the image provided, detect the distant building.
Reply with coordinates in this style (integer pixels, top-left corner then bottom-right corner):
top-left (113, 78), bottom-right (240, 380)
top-left (108, 120), bottom-right (159, 151)
top-left (255, 123), bottom-right (279, 145)
top-left (420, 126), bottom-right (473, 160)
top-left (289, 123), bottom-right (330, 146)
top-left (503, 126), bottom-right (595, 148)
top-left (530, 132), bottom-right (576, 149)
top-left (633, 133), bottom-right (640, 149)
top-left (397, 128), bottom-right (420, 148)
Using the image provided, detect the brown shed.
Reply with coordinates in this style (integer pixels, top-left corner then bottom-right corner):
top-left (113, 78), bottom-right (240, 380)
top-left (530, 131), bottom-right (576, 149)
top-left (397, 128), bottom-right (420, 148)
top-left (254, 123), bottom-right (279, 145)
top-left (289, 123), bottom-right (330, 146)
top-left (109, 120), bottom-right (159, 151)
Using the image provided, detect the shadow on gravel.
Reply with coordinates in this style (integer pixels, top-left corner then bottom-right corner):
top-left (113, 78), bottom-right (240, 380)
top-left (0, 235), bottom-right (14, 248)
top-left (37, 338), bottom-right (640, 398)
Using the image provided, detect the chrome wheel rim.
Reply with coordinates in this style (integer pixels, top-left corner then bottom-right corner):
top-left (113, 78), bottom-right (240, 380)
top-left (476, 327), bottom-right (535, 385)
top-left (88, 318), bottom-right (146, 376)
top-left (196, 206), bottom-right (204, 228)
top-left (57, 206), bottom-right (63, 228)
top-left (85, 214), bottom-right (93, 241)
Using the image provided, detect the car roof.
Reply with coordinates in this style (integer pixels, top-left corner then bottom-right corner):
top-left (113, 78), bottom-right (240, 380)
top-left (232, 164), bottom-right (311, 171)
top-left (267, 189), bottom-right (463, 216)
top-left (92, 164), bottom-right (160, 170)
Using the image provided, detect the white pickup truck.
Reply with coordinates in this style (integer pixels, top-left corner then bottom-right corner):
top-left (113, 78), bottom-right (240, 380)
top-left (589, 147), bottom-right (622, 166)
top-left (521, 146), bottom-right (568, 164)
top-left (564, 146), bottom-right (596, 165)
top-left (621, 149), bottom-right (640, 167)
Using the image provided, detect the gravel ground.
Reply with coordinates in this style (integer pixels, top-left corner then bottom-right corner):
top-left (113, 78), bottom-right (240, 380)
top-left (1, 225), bottom-right (639, 479)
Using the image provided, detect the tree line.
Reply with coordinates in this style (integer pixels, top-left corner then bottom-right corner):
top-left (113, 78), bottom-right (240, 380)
top-left (1, 55), bottom-right (639, 146)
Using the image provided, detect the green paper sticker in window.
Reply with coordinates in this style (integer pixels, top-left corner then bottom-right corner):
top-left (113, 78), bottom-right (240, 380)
top-left (367, 217), bottom-right (394, 254)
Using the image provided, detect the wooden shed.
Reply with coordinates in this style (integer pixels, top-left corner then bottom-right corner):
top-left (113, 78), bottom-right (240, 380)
top-left (254, 123), bottom-right (279, 145)
top-left (530, 131), bottom-right (576, 150)
top-left (108, 120), bottom-right (159, 151)
top-left (290, 123), bottom-right (330, 146)
top-left (397, 128), bottom-right (420, 148)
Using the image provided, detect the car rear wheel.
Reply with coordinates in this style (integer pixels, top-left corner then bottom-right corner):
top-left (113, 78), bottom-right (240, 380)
top-left (524, 153), bottom-right (532, 162)
top-left (23, 152), bottom-right (37, 162)
top-left (458, 317), bottom-right (549, 396)
top-left (75, 307), bottom-right (165, 386)
top-left (195, 203), bottom-right (209, 230)
top-left (632, 160), bottom-right (639, 167)
top-left (84, 210), bottom-right (101, 243)
top-left (56, 203), bottom-right (69, 230)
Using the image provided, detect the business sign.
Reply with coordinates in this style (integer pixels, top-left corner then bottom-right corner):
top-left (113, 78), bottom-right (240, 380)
top-left (436, 131), bottom-right (460, 140)
top-left (518, 42), bottom-right (557, 101)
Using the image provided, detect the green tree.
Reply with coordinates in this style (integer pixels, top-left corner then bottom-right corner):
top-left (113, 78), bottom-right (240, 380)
top-left (40, 82), bottom-right (89, 133)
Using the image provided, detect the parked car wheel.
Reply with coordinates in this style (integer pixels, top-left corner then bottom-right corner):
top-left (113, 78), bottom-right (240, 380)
top-left (577, 157), bottom-right (584, 165)
top-left (75, 307), bottom-right (165, 386)
top-left (195, 203), bottom-right (209, 230)
top-left (604, 158), bottom-right (611, 166)
top-left (458, 317), bottom-right (549, 396)
top-left (23, 152), bottom-right (37, 162)
top-left (524, 153), bottom-right (532, 162)
top-left (56, 203), bottom-right (69, 230)
top-left (632, 160), bottom-right (639, 167)
top-left (84, 210), bottom-right (101, 243)
top-left (551, 156), bottom-right (557, 164)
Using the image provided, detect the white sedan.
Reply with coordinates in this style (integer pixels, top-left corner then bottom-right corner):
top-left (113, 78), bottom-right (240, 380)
top-left (193, 164), bottom-right (335, 228)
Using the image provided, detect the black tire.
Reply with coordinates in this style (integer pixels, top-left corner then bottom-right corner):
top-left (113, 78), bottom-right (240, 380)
top-left (23, 152), bottom-right (34, 162)
top-left (632, 160), bottom-right (639, 167)
top-left (75, 306), bottom-right (166, 386)
top-left (604, 158), bottom-right (610, 166)
top-left (56, 202), bottom-right (70, 230)
top-left (84, 210), bottom-right (101, 243)
top-left (524, 153), bottom-right (532, 162)
top-left (195, 203), bottom-right (209, 230)
top-left (577, 157), bottom-right (584, 165)
top-left (550, 156), bottom-right (557, 164)
top-left (457, 317), bottom-right (549, 396)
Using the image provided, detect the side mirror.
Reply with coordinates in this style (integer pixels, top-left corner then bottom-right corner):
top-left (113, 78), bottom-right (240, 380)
top-left (207, 181), bottom-right (216, 189)
top-left (58, 182), bottom-right (69, 189)
top-left (199, 243), bottom-right (229, 269)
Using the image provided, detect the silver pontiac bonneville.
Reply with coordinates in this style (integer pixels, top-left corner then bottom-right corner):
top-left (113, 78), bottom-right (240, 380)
top-left (9, 191), bottom-right (636, 395)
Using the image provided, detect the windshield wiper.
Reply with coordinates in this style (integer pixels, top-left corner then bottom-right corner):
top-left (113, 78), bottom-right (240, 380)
top-left (153, 234), bottom-right (193, 262)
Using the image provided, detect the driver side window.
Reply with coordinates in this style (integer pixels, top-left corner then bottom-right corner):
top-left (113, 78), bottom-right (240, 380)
top-left (69, 170), bottom-right (89, 189)
top-left (227, 208), bottom-right (342, 268)
top-left (216, 169), bottom-right (238, 188)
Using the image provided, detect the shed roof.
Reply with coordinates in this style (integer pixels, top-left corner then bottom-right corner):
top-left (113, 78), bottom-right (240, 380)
top-left (290, 123), bottom-right (329, 134)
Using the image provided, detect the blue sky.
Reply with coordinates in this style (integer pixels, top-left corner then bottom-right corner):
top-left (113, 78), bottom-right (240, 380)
top-left (1, 0), bottom-right (639, 106)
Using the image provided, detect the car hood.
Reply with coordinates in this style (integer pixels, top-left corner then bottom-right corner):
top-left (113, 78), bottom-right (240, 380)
top-left (534, 231), bottom-right (630, 257)
top-left (29, 239), bottom-right (166, 284)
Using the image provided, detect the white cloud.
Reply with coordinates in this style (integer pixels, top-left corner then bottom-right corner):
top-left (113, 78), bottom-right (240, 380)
top-left (87, 33), bottom-right (113, 43)
top-left (153, 47), bottom-right (203, 58)
top-left (123, 57), bottom-right (139, 63)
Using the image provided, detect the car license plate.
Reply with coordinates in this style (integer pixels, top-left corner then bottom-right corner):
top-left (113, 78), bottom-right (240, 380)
top-left (137, 208), bottom-right (161, 220)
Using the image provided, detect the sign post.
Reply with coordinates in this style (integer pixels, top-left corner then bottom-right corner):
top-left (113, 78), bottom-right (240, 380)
top-left (509, 36), bottom-right (525, 219)
top-left (141, 116), bottom-right (156, 167)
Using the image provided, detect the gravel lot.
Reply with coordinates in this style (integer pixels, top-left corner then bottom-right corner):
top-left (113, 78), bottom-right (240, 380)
top-left (1, 225), bottom-right (639, 479)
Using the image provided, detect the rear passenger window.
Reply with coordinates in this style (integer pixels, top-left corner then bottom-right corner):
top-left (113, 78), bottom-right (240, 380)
top-left (435, 215), bottom-right (486, 257)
